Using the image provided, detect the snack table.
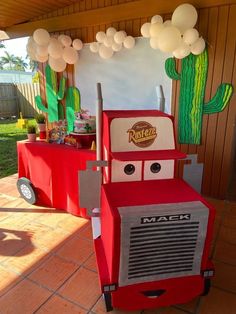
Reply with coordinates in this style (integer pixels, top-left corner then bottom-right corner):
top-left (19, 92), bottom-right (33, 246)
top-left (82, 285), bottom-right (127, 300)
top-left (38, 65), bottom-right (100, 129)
top-left (17, 140), bottom-right (96, 217)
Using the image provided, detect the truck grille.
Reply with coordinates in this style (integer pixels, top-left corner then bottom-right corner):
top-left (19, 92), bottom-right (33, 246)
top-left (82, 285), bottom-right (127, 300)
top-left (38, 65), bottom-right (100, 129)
top-left (118, 201), bottom-right (209, 287)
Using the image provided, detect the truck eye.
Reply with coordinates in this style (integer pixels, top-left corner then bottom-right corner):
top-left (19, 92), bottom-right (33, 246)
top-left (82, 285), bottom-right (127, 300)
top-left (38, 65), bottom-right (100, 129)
top-left (150, 162), bottom-right (161, 173)
top-left (124, 164), bottom-right (135, 175)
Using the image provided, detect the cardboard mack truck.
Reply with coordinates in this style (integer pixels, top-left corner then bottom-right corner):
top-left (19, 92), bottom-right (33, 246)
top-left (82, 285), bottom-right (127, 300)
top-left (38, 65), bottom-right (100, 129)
top-left (79, 83), bottom-right (215, 312)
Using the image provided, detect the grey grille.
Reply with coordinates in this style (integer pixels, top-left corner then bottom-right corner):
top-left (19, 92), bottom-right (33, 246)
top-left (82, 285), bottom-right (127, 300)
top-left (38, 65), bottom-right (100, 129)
top-left (118, 201), bottom-right (209, 287)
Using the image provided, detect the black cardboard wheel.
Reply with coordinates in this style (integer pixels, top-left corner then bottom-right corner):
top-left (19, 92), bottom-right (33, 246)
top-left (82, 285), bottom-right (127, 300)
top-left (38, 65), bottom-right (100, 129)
top-left (17, 177), bottom-right (36, 204)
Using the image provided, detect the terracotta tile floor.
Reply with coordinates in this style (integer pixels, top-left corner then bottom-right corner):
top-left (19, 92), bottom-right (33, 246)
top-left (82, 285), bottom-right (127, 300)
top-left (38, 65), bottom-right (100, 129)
top-left (0, 174), bottom-right (236, 314)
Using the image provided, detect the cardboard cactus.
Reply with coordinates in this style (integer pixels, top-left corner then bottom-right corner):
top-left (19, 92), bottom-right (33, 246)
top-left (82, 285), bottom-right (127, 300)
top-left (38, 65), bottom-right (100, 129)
top-left (35, 64), bottom-right (66, 122)
top-left (65, 86), bottom-right (81, 132)
top-left (165, 49), bottom-right (233, 144)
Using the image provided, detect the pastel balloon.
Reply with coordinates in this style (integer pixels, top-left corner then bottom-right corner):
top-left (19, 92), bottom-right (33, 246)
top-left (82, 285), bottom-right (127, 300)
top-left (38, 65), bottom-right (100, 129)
top-left (36, 45), bottom-right (48, 57)
top-left (72, 39), bottom-right (83, 50)
top-left (33, 28), bottom-right (50, 46)
top-left (191, 37), bottom-right (206, 55)
top-left (173, 41), bottom-right (191, 59)
top-left (158, 26), bottom-right (182, 52)
top-left (60, 35), bottom-right (72, 47)
top-left (163, 20), bottom-right (172, 27)
top-left (103, 36), bottom-right (114, 47)
top-left (123, 36), bottom-right (135, 49)
top-left (150, 37), bottom-right (159, 50)
top-left (48, 38), bottom-right (63, 59)
top-left (171, 3), bottom-right (198, 33)
top-left (112, 42), bottom-right (122, 52)
top-left (149, 22), bottom-right (164, 38)
top-left (96, 31), bottom-right (106, 43)
top-left (49, 56), bottom-right (67, 72)
top-left (36, 54), bottom-right (48, 63)
top-left (141, 22), bottom-right (151, 38)
top-left (62, 47), bottom-right (78, 64)
top-left (90, 42), bottom-right (100, 53)
top-left (183, 28), bottom-right (199, 45)
top-left (114, 31), bottom-right (126, 44)
top-left (106, 27), bottom-right (116, 37)
top-left (151, 15), bottom-right (163, 24)
top-left (99, 44), bottom-right (114, 59)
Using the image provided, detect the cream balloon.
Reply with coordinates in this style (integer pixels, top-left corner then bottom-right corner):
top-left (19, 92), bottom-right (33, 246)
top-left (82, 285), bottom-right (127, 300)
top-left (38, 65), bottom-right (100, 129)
top-left (173, 41), bottom-right (191, 59)
top-left (190, 37), bottom-right (205, 55)
top-left (171, 3), bottom-right (198, 33)
top-left (150, 37), bottom-right (159, 50)
top-left (151, 15), bottom-right (163, 24)
top-left (33, 28), bottom-right (50, 46)
top-left (149, 22), bottom-right (164, 38)
top-left (62, 47), bottom-right (78, 64)
top-left (114, 31), bottom-right (126, 44)
top-left (36, 54), bottom-right (48, 63)
top-left (58, 34), bottom-right (66, 44)
top-left (112, 42), bottom-right (122, 52)
top-left (72, 39), bottom-right (83, 50)
top-left (61, 35), bottom-right (72, 47)
top-left (183, 28), bottom-right (199, 45)
top-left (163, 20), bottom-right (172, 27)
top-left (103, 36), bottom-right (114, 48)
top-left (106, 27), bottom-right (116, 37)
top-left (90, 42), bottom-right (100, 53)
top-left (49, 56), bottom-right (67, 72)
top-left (141, 22), bottom-right (151, 38)
top-left (96, 31), bottom-right (106, 43)
top-left (36, 45), bottom-right (48, 57)
top-left (123, 36), bottom-right (135, 49)
top-left (99, 44), bottom-right (114, 59)
top-left (48, 38), bottom-right (63, 59)
top-left (158, 26), bottom-right (182, 52)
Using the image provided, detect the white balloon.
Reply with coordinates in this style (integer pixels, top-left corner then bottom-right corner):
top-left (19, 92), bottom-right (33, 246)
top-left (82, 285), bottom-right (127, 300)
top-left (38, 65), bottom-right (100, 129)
top-left (96, 31), bottom-right (106, 43)
top-left (149, 22), bottom-right (164, 38)
top-left (103, 36), bottom-right (114, 47)
top-left (99, 44), bottom-right (114, 59)
top-left (36, 45), bottom-right (48, 57)
top-left (123, 36), bottom-right (135, 49)
top-left (33, 28), bottom-right (50, 46)
top-left (28, 50), bottom-right (37, 61)
top-left (191, 37), bottom-right (205, 55)
top-left (27, 38), bottom-right (37, 54)
top-left (173, 41), bottom-right (191, 59)
top-left (58, 34), bottom-right (66, 44)
top-left (106, 27), bottom-right (116, 37)
top-left (183, 28), bottom-right (199, 45)
top-left (150, 37), bottom-right (159, 50)
top-left (49, 56), bottom-right (67, 72)
top-left (151, 15), bottom-right (163, 24)
top-left (90, 42), bottom-right (100, 53)
top-left (61, 35), bottom-right (72, 47)
top-left (36, 54), bottom-right (48, 63)
top-left (72, 39), bottom-right (83, 50)
top-left (158, 26), bottom-right (182, 52)
top-left (62, 47), bottom-right (78, 64)
top-left (48, 38), bottom-right (63, 59)
top-left (114, 31), bottom-right (126, 44)
top-left (163, 20), bottom-right (172, 27)
top-left (171, 3), bottom-right (198, 33)
top-left (112, 42), bottom-right (122, 52)
top-left (141, 22), bottom-right (151, 38)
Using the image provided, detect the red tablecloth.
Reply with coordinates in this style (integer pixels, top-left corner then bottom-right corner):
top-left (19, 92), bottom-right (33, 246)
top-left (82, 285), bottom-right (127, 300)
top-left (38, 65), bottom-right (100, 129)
top-left (17, 140), bottom-right (96, 217)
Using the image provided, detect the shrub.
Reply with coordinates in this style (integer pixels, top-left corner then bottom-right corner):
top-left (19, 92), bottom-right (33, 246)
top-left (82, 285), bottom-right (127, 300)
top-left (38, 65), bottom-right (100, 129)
top-left (27, 125), bottom-right (36, 134)
top-left (35, 113), bottom-right (46, 124)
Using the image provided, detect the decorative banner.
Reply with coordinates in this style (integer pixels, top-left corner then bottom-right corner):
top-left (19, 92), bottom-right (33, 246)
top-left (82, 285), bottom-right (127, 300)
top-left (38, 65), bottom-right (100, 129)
top-left (165, 49), bottom-right (233, 144)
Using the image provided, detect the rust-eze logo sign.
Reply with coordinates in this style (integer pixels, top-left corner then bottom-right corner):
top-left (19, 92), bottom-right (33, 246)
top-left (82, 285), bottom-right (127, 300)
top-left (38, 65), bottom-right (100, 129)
top-left (127, 121), bottom-right (157, 148)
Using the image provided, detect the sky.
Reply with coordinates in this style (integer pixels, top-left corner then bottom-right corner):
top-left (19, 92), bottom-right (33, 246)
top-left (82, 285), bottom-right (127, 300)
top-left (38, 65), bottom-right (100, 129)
top-left (0, 37), bottom-right (30, 71)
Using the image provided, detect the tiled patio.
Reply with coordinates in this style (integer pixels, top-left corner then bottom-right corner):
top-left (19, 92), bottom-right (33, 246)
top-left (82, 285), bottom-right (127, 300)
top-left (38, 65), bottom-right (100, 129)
top-left (0, 174), bottom-right (236, 314)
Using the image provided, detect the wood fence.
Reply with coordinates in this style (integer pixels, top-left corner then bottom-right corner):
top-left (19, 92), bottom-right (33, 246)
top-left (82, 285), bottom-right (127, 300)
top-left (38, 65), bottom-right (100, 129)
top-left (0, 82), bottom-right (40, 118)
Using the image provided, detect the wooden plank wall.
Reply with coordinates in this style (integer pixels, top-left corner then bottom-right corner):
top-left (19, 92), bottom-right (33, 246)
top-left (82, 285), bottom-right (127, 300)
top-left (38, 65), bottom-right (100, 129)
top-left (0, 83), bottom-right (18, 117)
top-left (16, 83), bottom-right (40, 117)
top-left (34, 0), bottom-right (236, 199)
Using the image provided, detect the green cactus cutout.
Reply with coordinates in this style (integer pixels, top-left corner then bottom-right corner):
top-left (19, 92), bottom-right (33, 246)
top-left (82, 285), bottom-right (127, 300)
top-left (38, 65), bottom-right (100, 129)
top-left (65, 86), bottom-right (81, 132)
top-left (165, 49), bottom-right (233, 144)
top-left (35, 64), bottom-right (66, 122)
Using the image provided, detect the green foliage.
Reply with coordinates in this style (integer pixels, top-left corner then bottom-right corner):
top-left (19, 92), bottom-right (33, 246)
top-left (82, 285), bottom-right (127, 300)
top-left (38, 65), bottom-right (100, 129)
top-left (27, 124), bottom-right (36, 134)
top-left (0, 52), bottom-right (27, 71)
top-left (35, 113), bottom-right (45, 124)
top-left (0, 120), bottom-right (28, 178)
top-left (165, 49), bottom-right (233, 144)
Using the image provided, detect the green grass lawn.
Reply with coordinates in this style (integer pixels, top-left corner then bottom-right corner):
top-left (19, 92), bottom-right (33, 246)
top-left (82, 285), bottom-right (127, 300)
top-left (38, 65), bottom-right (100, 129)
top-left (0, 119), bottom-right (36, 178)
